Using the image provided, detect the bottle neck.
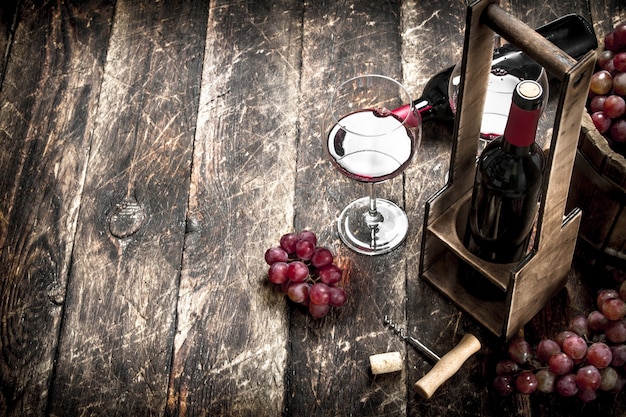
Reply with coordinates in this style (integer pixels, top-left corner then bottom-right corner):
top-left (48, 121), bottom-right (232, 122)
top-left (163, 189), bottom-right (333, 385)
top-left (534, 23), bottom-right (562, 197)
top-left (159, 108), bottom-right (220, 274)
top-left (413, 65), bottom-right (455, 123)
top-left (503, 105), bottom-right (541, 148)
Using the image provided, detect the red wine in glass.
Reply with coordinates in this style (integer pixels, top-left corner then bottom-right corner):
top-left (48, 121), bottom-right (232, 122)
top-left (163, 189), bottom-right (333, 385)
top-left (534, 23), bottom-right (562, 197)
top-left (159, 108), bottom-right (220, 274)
top-left (327, 109), bottom-right (415, 183)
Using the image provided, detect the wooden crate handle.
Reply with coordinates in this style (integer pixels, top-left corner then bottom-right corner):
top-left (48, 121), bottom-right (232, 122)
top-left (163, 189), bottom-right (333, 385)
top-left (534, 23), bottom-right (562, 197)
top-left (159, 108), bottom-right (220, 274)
top-left (483, 3), bottom-right (576, 79)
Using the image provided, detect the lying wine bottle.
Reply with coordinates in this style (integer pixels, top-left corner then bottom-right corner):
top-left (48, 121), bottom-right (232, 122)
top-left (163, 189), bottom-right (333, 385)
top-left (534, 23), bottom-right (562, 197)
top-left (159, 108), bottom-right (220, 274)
top-left (392, 13), bottom-right (597, 126)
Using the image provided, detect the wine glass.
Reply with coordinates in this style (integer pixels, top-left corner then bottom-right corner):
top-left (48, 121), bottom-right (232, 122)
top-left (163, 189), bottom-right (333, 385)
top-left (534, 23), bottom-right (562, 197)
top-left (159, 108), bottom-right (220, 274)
top-left (321, 74), bottom-right (421, 255)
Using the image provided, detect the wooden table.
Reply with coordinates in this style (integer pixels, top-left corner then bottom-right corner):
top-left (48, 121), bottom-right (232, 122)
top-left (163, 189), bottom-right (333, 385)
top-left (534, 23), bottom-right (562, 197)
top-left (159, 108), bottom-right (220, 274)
top-left (1, 1), bottom-right (625, 416)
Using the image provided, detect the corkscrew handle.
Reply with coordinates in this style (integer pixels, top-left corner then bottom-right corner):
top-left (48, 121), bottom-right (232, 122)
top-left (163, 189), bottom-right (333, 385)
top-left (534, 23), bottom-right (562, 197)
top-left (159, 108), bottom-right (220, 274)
top-left (413, 334), bottom-right (481, 399)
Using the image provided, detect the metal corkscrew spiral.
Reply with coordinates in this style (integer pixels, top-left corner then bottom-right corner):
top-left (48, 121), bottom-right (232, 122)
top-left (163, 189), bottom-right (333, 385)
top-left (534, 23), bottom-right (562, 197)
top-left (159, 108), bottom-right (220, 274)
top-left (383, 315), bottom-right (441, 363)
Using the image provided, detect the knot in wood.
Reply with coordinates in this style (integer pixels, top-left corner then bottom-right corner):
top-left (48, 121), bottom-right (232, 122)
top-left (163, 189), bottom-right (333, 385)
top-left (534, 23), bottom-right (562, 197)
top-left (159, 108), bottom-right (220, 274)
top-left (109, 198), bottom-right (146, 238)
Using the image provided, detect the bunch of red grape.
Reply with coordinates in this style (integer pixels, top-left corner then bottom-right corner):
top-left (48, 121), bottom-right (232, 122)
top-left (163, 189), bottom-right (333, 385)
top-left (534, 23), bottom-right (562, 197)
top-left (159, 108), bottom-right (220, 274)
top-left (493, 278), bottom-right (626, 402)
top-left (589, 21), bottom-right (626, 147)
top-left (265, 230), bottom-right (347, 319)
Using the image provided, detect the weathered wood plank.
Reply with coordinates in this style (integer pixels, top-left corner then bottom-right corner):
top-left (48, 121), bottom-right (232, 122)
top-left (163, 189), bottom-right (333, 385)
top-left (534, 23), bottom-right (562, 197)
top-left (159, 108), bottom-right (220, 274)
top-left (288, 1), bottom-right (408, 415)
top-left (2, 1), bottom-right (626, 416)
top-left (0, 1), bottom-right (114, 415)
top-left (46, 1), bottom-right (207, 415)
top-left (0, 0), bottom-right (17, 85)
top-left (165, 1), bottom-right (302, 416)
top-left (402, 1), bottom-right (491, 416)
top-left (589, 0), bottom-right (626, 42)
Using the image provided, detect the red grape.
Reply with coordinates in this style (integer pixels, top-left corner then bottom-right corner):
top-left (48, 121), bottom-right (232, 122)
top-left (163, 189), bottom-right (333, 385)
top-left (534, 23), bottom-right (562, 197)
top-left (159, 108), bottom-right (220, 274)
top-left (310, 247), bottom-right (333, 268)
top-left (287, 261), bottom-right (309, 283)
top-left (309, 302), bottom-right (330, 319)
top-left (508, 339), bottom-right (532, 364)
top-left (591, 111), bottom-right (611, 133)
top-left (309, 282), bottom-right (331, 305)
top-left (575, 365), bottom-right (601, 391)
top-left (279, 232), bottom-right (299, 254)
top-left (549, 352), bottom-right (574, 376)
top-left (587, 343), bottom-right (613, 369)
top-left (601, 297), bottom-right (626, 320)
top-left (605, 32), bottom-right (618, 51)
top-left (495, 359), bottom-right (519, 375)
top-left (295, 238), bottom-right (315, 261)
top-left (590, 70), bottom-right (613, 95)
top-left (588, 310), bottom-right (610, 331)
top-left (554, 330), bottom-right (576, 349)
top-left (318, 264), bottom-right (342, 285)
top-left (492, 272), bottom-right (626, 403)
top-left (600, 367), bottom-right (619, 391)
top-left (598, 288), bottom-right (620, 308)
top-left (591, 111), bottom-right (612, 133)
top-left (599, 50), bottom-right (615, 69)
top-left (611, 345), bottom-right (626, 366)
top-left (621, 280), bottom-right (626, 300)
top-left (614, 373), bottom-right (626, 392)
top-left (615, 72), bottom-right (626, 96)
top-left (569, 315), bottom-right (589, 337)
top-left (268, 262), bottom-right (289, 284)
top-left (556, 374), bottom-right (578, 397)
top-left (577, 389), bottom-right (597, 403)
top-left (555, 330), bottom-right (576, 348)
top-left (604, 95), bottom-right (626, 118)
top-left (287, 282), bottom-right (309, 304)
top-left (610, 118), bottom-right (626, 142)
top-left (328, 286), bottom-right (347, 307)
top-left (563, 335), bottom-right (587, 360)
top-left (515, 371), bottom-right (538, 395)
top-left (614, 22), bottom-right (626, 48)
top-left (493, 375), bottom-right (515, 396)
top-left (614, 52), bottom-right (626, 72)
top-left (590, 95), bottom-right (607, 113)
top-left (297, 230), bottom-right (317, 245)
top-left (537, 339), bottom-right (561, 363)
top-left (605, 319), bottom-right (626, 343)
top-left (536, 369), bottom-right (556, 393)
top-left (265, 246), bottom-right (288, 264)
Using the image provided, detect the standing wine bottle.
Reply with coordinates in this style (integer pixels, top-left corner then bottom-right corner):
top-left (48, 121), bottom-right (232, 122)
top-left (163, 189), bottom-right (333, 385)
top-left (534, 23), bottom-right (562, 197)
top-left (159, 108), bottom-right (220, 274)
top-left (392, 14), bottom-right (597, 125)
top-left (464, 80), bottom-right (545, 265)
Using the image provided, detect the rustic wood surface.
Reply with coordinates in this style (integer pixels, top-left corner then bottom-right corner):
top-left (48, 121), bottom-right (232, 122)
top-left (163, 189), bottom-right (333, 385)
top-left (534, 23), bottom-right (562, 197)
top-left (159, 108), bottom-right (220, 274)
top-left (0, 1), bottom-right (625, 416)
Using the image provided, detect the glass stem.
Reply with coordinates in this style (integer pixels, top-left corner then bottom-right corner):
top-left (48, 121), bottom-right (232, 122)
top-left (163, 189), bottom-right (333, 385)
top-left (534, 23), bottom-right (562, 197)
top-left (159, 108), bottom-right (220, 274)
top-left (365, 183), bottom-right (383, 247)
top-left (368, 183), bottom-right (377, 218)
top-left (366, 183), bottom-right (383, 248)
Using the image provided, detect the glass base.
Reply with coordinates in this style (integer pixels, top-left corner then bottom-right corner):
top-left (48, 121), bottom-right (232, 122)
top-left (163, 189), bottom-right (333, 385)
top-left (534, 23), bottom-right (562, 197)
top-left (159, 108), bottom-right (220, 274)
top-left (337, 197), bottom-right (408, 256)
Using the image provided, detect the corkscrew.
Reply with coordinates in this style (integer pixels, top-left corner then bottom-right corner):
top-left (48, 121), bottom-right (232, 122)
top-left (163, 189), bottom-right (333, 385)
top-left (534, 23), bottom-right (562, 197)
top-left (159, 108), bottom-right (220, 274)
top-left (383, 315), bottom-right (481, 399)
top-left (383, 315), bottom-right (440, 362)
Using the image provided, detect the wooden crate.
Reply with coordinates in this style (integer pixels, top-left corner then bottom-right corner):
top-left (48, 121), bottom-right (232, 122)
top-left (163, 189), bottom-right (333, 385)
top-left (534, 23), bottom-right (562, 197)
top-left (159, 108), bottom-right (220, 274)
top-left (568, 111), bottom-right (626, 268)
top-left (419, 0), bottom-right (597, 340)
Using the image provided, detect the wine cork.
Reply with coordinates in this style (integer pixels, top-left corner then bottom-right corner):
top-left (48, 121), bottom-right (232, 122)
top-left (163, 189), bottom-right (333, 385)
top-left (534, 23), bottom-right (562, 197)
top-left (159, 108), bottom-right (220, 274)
top-left (369, 351), bottom-right (403, 375)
